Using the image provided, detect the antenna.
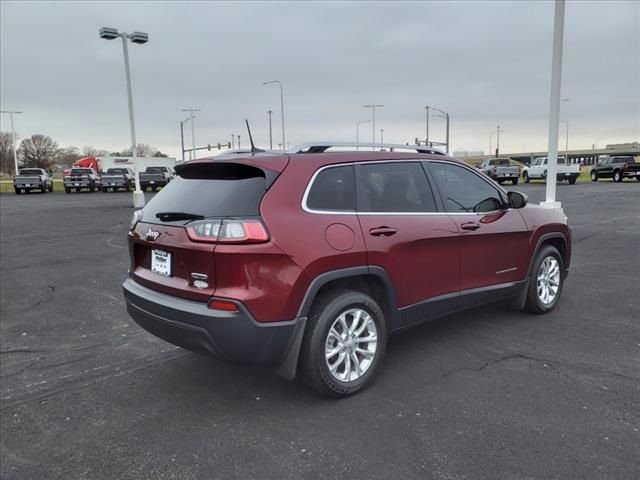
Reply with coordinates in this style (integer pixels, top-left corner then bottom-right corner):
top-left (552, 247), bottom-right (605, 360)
top-left (245, 119), bottom-right (264, 155)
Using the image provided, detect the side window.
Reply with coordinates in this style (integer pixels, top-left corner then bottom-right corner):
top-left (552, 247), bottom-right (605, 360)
top-left (358, 162), bottom-right (437, 213)
top-left (428, 162), bottom-right (504, 213)
top-left (306, 165), bottom-right (355, 211)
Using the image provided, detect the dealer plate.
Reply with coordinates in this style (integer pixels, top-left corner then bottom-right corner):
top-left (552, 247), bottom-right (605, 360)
top-left (151, 249), bottom-right (171, 276)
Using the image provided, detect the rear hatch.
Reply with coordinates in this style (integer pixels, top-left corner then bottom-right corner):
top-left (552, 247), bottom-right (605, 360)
top-left (129, 158), bottom-right (287, 301)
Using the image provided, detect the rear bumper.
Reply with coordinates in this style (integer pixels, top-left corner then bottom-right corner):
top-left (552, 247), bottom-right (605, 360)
top-left (102, 179), bottom-right (129, 187)
top-left (623, 171), bottom-right (640, 178)
top-left (122, 277), bottom-right (299, 365)
top-left (14, 182), bottom-right (45, 188)
top-left (556, 173), bottom-right (579, 180)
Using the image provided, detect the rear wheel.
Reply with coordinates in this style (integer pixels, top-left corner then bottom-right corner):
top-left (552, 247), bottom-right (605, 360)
top-left (568, 177), bottom-right (577, 185)
top-left (613, 171), bottom-right (622, 183)
top-left (41, 186), bottom-right (48, 193)
top-left (511, 178), bottom-right (518, 185)
top-left (523, 171), bottom-right (530, 183)
top-left (524, 245), bottom-right (564, 314)
top-left (300, 290), bottom-right (387, 397)
top-left (75, 187), bottom-right (80, 192)
top-left (591, 170), bottom-right (598, 182)
top-left (14, 188), bottom-right (20, 195)
top-left (65, 187), bottom-right (71, 194)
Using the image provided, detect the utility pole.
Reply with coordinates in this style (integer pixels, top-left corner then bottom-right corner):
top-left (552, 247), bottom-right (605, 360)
top-left (496, 125), bottom-right (501, 157)
top-left (267, 110), bottom-right (273, 150)
top-left (180, 120), bottom-right (185, 162)
top-left (356, 120), bottom-right (370, 151)
top-left (263, 80), bottom-right (285, 152)
top-left (0, 110), bottom-right (22, 175)
top-left (237, 135), bottom-right (241, 150)
top-left (231, 135), bottom-right (235, 150)
top-left (181, 108), bottom-right (201, 160)
top-left (364, 104), bottom-right (383, 144)
top-left (380, 129), bottom-right (384, 147)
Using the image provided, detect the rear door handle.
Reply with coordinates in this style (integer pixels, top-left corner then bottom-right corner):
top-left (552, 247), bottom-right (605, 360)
top-left (369, 226), bottom-right (398, 237)
top-left (460, 222), bottom-right (480, 231)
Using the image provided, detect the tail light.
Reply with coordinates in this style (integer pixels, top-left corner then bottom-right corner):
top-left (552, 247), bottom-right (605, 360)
top-left (623, 163), bottom-right (628, 171)
top-left (186, 218), bottom-right (269, 244)
top-left (207, 299), bottom-right (239, 311)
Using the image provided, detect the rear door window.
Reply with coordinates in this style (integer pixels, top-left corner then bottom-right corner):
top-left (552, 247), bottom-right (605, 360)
top-left (305, 165), bottom-right (355, 212)
top-left (357, 162), bottom-right (437, 212)
top-left (428, 162), bottom-right (504, 213)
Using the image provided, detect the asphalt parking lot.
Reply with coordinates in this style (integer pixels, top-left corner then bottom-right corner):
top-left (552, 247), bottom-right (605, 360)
top-left (1, 182), bottom-right (639, 480)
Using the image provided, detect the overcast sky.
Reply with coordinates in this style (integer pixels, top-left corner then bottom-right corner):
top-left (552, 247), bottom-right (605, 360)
top-left (1, 0), bottom-right (638, 158)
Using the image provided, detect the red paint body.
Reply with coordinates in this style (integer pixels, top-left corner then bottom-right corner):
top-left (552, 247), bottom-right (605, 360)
top-left (128, 151), bottom-right (571, 324)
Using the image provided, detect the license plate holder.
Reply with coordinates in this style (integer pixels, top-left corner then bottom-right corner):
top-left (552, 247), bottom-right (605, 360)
top-left (151, 249), bottom-right (171, 277)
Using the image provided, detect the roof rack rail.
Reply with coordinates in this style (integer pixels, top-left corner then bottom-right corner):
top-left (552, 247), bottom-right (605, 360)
top-left (290, 141), bottom-right (447, 156)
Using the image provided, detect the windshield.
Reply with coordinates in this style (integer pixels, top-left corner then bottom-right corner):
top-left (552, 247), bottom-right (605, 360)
top-left (106, 168), bottom-right (128, 174)
top-left (19, 169), bottom-right (43, 175)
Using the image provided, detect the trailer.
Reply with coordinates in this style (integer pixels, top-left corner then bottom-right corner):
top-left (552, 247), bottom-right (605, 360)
top-left (65, 156), bottom-right (177, 175)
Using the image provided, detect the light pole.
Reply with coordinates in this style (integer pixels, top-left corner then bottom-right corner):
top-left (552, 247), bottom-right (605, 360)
top-left (99, 26), bottom-right (148, 208)
top-left (267, 110), bottom-right (273, 150)
top-left (356, 120), bottom-right (370, 150)
top-left (237, 135), bottom-right (241, 150)
top-left (432, 108), bottom-right (450, 154)
top-left (231, 135), bottom-right (235, 150)
top-left (489, 130), bottom-right (497, 157)
top-left (364, 104), bottom-right (383, 144)
top-left (424, 106), bottom-right (430, 146)
top-left (541, 0), bottom-right (565, 210)
top-left (263, 80), bottom-right (285, 152)
top-left (181, 108), bottom-right (200, 160)
top-left (380, 129), bottom-right (384, 147)
top-left (496, 125), bottom-right (501, 157)
top-left (0, 110), bottom-right (22, 175)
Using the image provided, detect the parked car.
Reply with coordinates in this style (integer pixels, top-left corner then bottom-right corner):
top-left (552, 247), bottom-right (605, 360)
top-left (63, 168), bottom-right (100, 193)
top-left (123, 142), bottom-right (571, 397)
top-left (101, 167), bottom-right (134, 192)
top-left (139, 166), bottom-right (173, 192)
top-left (477, 158), bottom-right (520, 185)
top-left (590, 155), bottom-right (640, 182)
top-left (13, 168), bottom-right (53, 194)
top-left (522, 156), bottom-right (580, 184)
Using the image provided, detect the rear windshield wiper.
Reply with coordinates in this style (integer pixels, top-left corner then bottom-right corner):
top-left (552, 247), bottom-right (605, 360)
top-left (155, 212), bottom-right (205, 222)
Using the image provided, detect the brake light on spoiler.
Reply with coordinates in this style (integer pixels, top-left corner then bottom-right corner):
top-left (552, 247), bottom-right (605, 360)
top-left (186, 218), bottom-right (269, 244)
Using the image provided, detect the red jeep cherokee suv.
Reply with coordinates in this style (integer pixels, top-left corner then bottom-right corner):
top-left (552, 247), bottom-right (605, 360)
top-left (123, 143), bottom-right (571, 397)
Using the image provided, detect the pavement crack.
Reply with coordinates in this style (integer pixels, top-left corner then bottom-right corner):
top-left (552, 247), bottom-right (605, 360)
top-left (0, 349), bottom-right (46, 355)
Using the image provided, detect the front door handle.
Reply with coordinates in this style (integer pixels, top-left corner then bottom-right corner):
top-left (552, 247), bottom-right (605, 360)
top-left (460, 222), bottom-right (480, 231)
top-left (369, 226), bottom-right (398, 237)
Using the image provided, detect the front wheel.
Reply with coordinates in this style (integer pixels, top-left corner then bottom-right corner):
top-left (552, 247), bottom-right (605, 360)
top-left (523, 172), bottom-right (530, 183)
top-left (524, 245), bottom-right (564, 314)
top-left (591, 171), bottom-right (598, 182)
top-left (613, 171), bottom-right (622, 182)
top-left (300, 290), bottom-right (387, 397)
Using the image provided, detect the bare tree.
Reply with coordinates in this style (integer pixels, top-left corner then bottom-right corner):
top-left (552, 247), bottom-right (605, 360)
top-left (81, 146), bottom-right (109, 157)
top-left (54, 146), bottom-right (82, 168)
top-left (17, 134), bottom-right (59, 169)
top-left (0, 132), bottom-right (14, 175)
top-left (112, 144), bottom-right (165, 157)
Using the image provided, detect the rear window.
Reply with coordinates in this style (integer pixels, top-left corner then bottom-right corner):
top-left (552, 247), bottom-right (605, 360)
top-left (106, 168), bottom-right (128, 174)
top-left (146, 167), bottom-right (167, 173)
top-left (612, 156), bottom-right (636, 164)
top-left (19, 169), bottom-right (42, 175)
top-left (70, 169), bottom-right (92, 175)
top-left (497, 159), bottom-right (511, 166)
top-left (143, 163), bottom-right (268, 222)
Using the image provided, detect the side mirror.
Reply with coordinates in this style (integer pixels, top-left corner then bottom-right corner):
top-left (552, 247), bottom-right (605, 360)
top-left (507, 191), bottom-right (528, 209)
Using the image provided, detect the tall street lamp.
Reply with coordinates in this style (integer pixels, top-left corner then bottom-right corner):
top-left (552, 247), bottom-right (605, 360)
top-left (99, 26), bottom-right (148, 208)
top-left (424, 106), bottom-right (430, 146)
top-left (263, 80), bottom-right (285, 152)
top-left (181, 108), bottom-right (200, 160)
top-left (0, 110), bottom-right (22, 175)
top-left (267, 110), bottom-right (273, 150)
top-left (496, 125), bottom-right (501, 157)
top-left (364, 104), bottom-right (383, 144)
top-left (432, 107), bottom-right (450, 154)
top-left (356, 120), bottom-right (370, 150)
top-left (380, 129), bottom-right (384, 147)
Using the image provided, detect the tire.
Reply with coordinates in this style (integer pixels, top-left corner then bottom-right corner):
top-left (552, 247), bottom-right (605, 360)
top-left (613, 171), bottom-right (622, 183)
top-left (511, 178), bottom-right (518, 185)
top-left (65, 187), bottom-right (71, 194)
top-left (90, 185), bottom-right (96, 192)
top-left (591, 170), bottom-right (598, 182)
top-left (41, 186), bottom-right (48, 193)
top-left (636, 176), bottom-right (640, 182)
top-left (496, 179), bottom-right (503, 185)
top-left (524, 245), bottom-right (564, 314)
top-left (299, 290), bottom-right (387, 397)
top-left (568, 177), bottom-right (577, 185)
top-left (523, 172), bottom-right (530, 183)
top-left (101, 187), bottom-right (107, 193)
top-left (14, 188), bottom-right (20, 195)
top-left (151, 185), bottom-right (158, 192)
top-left (75, 188), bottom-right (80, 192)
top-left (542, 170), bottom-right (547, 182)
top-left (125, 184), bottom-right (131, 192)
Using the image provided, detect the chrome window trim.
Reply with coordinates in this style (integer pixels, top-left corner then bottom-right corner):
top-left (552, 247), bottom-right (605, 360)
top-left (301, 159), bottom-right (506, 216)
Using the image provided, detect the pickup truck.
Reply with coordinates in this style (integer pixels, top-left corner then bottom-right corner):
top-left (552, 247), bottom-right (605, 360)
top-left (477, 158), bottom-right (521, 185)
top-left (590, 155), bottom-right (640, 182)
top-left (63, 168), bottom-right (100, 193)
top-left (139, 166), bottom-right (173, 192)
top-left (13, 168), bottom-right (53, 194)
top-left (522, 156), bottom-right (580, 184)
top-left (100, 167), bottom-right (134, 192)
